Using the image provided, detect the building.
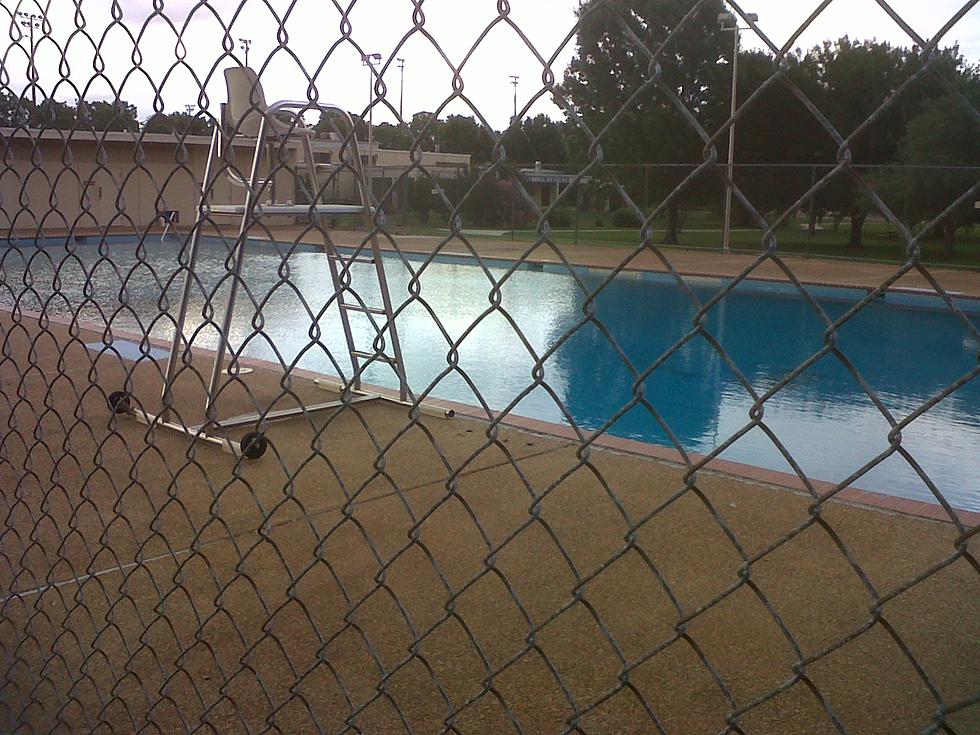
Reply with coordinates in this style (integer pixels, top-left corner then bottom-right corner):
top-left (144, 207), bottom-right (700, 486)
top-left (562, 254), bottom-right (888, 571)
top-left (518, 162), bottom-right (586, 208)
top-left (0, 127), bottom-right (470, 233)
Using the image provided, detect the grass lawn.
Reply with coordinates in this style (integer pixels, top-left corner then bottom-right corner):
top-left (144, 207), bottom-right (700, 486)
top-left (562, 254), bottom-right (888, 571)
top-left (399, 217), bottom-right (980, 269)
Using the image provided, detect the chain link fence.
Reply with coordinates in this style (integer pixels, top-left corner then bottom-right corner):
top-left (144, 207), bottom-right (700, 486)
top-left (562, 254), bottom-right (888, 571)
top-left (1, 1), bottom-right (979, 733)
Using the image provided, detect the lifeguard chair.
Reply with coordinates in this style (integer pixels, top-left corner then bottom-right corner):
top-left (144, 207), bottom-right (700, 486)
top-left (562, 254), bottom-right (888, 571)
top-left (109, 68), bottom-right (447, 459)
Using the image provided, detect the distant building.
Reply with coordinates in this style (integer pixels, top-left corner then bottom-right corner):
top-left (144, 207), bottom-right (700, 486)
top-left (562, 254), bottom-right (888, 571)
top-left (519, 162), bottom-right (588, 208)
top-left (0, 128), bottom-right (470, 232)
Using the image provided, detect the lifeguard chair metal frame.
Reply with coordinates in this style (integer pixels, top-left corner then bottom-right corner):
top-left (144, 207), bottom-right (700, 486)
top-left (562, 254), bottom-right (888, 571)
top-left (109, 68), bottom-right (449, 459)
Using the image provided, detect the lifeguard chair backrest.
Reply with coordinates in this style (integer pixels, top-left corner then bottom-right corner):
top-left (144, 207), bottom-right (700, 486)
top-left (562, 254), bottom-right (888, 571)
top-left (223, 67), bottom-right (269, 138)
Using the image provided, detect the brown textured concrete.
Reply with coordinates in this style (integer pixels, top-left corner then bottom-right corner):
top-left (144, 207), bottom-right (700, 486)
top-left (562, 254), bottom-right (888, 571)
top-left (0, 313), bottom-right (977, 734)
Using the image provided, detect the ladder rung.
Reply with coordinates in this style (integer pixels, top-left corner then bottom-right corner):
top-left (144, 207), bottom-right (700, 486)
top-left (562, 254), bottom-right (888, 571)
top-left (329, 254), bottom-right (375, 265)
top-left (352, 350), bottom-right (396, 364)
top-left (341, 303), bottom-right (387, 316)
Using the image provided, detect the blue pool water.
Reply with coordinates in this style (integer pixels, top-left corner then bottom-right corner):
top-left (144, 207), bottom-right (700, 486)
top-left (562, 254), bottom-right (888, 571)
top-left (3, 236), bottom-right (979, 511)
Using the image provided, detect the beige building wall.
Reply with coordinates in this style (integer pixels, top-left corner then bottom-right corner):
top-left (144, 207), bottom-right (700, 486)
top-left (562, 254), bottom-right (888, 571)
top-left (0, 129), bottom-right (470, 234)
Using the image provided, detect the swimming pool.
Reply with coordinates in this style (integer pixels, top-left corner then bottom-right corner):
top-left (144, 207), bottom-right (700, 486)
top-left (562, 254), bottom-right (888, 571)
top-left (3, 235), bottom-right (979, 511)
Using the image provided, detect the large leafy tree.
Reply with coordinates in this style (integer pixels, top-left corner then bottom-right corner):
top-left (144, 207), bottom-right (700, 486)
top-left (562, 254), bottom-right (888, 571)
top-left (503, 114), bottom-right (566, 165)
top-left (77, 99), bottom-right (140, 132)
top-left (143, 111), bottom-right (212, 136)
top-left (810, 39), bottom-right (914, 249)
top-left (0, 94), bottom-right (75, 130)
top-left (563, 0), bottom-right (730, 243)
top-left (409, 111), bottom-right (440, 151)
top-left (0, 90), bottom-right (31, 127)
top-left (873, 91), bottom-right (980, 258)
top-left (30, 99), bottom-right (76, 130)
top-left (438, 114), bottom-right (493, 163)
top-left (372, 122), bottom-right (413, 150)
top-left (2, 95), bottom-right (133, 133)
top-left (314, 110), bottom-right (368, 142)
top-left (814, 40), bottom-right (973, 249)
top-left (728, 50), bottom-right (826, 224)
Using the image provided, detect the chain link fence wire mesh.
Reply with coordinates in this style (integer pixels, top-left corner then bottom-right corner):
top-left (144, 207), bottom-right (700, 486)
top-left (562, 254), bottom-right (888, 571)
top-left (1, 0), bottom-right (979, 732)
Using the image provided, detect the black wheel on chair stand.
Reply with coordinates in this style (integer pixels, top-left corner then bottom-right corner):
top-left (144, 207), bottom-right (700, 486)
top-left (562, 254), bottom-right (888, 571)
top-left (240, 431), bottom-right (269, 460)
top-left (108, 391), bottom-right (132, 415)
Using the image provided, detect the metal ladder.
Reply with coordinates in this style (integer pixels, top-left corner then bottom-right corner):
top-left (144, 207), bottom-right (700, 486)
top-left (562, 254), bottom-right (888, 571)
top-left (307, 141), bottom-right (409, 404)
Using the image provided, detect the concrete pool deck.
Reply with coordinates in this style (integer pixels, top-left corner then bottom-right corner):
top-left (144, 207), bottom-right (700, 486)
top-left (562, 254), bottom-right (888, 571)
top-left (1, 310), bottom-right (978, 733)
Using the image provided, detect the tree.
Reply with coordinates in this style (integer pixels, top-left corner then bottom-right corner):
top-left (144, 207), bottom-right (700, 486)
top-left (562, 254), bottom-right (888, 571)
top-left (0, 94), bottom-right (75, 130)
top-left (372, 122), bottom-right (414, 150)
top-left (728, 50), bottom-right (826, 224)
top-left (563, 0), bottom-right (730, 244)
top-left (558, 118), bottom-right (590, 167)
top-left (503, 114), bottom-right (566, 165)
top-left (814, 41), bottom-right (975, 250)
top-left (437, 115), bottom-right (493, 163)
top-left (457, 170), bottom-right (533, 228)
top-left (409, 112), bottom-right (440, 152)
top-left (29, 99), bottom-right (76, 130)
top-left (143, 111), bottom-right (212, 136)
top-left (77, 99), bottom-right (140, 132)
top-left (873, 92), bottom-right (980, 258)
top-left (810, 39), bottom-right (914, 249)
top-left (314, 111), bottom-right (368, 141)
top-left (407, 177), bottom-right (436, 223)
top-left (0, 90), bottom-right (31, 127)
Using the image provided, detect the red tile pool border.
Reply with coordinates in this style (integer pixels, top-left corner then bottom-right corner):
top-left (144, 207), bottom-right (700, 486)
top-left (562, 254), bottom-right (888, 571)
top-left (5, 303), bottom-right (978, 529)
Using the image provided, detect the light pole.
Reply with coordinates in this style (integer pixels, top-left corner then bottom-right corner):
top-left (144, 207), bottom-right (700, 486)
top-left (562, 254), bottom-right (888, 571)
top-left (362, 53), bottom-right (382, 154)
top-left (718, 11), bottom-right (758, 254)
top-left (397, 58), bottom-right (406, 121)
top-left (17, 12), bottom-right (42, 107)
top-left (509, 75), bottom-right (519, 122)
top-left (239, 38), bottom-right (252, 67)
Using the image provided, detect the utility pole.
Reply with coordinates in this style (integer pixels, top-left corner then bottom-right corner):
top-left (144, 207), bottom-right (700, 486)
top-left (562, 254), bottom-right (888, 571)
top-left (239, 38), bottom-right (252, 67)
top-left (17, 12), bottom-right (42, 107)
top-left (718, 11), bottom-right (758, 254)
top-left (397, 58), bottom-right (406, 121)
top-left (509, 75), bottom-right (519, 122)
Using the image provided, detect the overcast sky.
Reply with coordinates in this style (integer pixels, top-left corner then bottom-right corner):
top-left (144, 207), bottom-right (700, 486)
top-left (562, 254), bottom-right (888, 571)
top-left (6, 0), bottom-right (979, 130)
